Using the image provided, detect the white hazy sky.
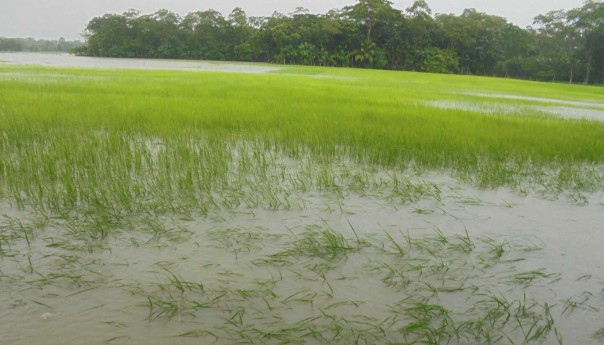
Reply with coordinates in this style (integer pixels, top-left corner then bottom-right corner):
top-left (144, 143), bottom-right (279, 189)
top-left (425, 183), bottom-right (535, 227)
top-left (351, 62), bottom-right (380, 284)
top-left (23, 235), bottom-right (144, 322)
top-left (0, 0), bottom-right (587, 41)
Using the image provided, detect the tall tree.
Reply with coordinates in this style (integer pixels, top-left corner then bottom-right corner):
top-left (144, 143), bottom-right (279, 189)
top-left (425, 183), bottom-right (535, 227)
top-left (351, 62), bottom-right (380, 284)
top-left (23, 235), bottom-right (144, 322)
top-left (405, 1), bottom-right (436, 71)
top-left (85, 13), bottom-right (134, 57)
top-left (344, 0), bottom-right (399, 42)
top-left (437, 9), bottom-right (508, 75)
top-left (227, 8), bottom-right (254, 60)
top-left (569, 1), bottom-right (604, 84)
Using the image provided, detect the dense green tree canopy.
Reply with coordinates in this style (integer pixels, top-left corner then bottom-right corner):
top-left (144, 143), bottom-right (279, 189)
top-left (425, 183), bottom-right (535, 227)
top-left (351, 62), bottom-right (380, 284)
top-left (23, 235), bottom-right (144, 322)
top-left (75, 0), bottom-right (604, 84)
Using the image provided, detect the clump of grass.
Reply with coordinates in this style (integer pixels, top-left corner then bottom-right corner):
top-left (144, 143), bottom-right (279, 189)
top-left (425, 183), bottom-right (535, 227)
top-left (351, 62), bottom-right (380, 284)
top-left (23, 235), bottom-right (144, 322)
top-left (271, 225), bottom-right (365, 262)
top-left (593, 328), bottom-right (604, 341)
top-left (562, 291), bottom-right (599, 316)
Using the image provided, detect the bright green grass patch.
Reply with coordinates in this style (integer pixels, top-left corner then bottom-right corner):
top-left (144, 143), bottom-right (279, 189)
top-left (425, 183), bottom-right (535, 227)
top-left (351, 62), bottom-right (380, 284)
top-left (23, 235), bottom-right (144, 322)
top-left (1, 66), bottom-right (602, 163)
top-left (0, 65), bottom-right (603, 218)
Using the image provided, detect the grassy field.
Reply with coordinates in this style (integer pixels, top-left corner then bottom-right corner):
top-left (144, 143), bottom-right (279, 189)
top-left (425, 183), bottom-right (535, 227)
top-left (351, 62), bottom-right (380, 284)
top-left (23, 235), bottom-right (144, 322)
top-left (1, 64), bottom-right (603, 344)
top-left (1, 66), bottom-right (603, 212)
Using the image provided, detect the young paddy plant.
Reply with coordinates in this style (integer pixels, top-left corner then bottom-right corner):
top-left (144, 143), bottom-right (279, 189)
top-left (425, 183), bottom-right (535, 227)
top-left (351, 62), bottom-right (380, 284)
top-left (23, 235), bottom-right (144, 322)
top-left (270, 224), bottom-right (366, 263)
top-left (561, 291), bottom-right (599, 316)
top-left (593, 328), bottom-right (604, 342)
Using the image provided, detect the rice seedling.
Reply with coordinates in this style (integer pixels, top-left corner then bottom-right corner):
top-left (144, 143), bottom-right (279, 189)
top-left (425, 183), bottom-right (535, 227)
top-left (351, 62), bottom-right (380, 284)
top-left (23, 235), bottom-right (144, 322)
top-left (562, 291), bottom-right (599, 316)
top-left (104, 336), bottom-right (132, 343)
top-left (271, 225), bottom-right (361, 262)
top-left (593, 328), bottom-right (604, 341)
top-left (178, 328), bottom-right (219, 340)
top-left (508, 269), bottom-right (562, 287)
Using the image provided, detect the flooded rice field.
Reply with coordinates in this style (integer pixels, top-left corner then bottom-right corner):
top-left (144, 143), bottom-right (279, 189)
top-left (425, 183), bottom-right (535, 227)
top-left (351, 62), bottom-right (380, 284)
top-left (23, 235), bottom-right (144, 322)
top-left (1, 166), bottom-right (603, 344)
top-left (1, 58), bottom-right (604, 344)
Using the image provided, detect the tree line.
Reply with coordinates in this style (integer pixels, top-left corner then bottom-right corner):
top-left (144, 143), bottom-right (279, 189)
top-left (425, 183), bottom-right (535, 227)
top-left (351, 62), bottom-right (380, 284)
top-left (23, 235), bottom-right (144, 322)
top-left (75, 0), bottom-right (603, 84)
top-left (0, 37), bottom-right (83, 53)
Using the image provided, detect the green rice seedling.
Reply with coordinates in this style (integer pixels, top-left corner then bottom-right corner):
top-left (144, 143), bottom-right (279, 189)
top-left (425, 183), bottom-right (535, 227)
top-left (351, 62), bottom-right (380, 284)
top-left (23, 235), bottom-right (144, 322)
top-left (225, 307), bottom-right (246, 326)
top-left (345, 218), bottom-right (363, 246)
top-left (472, 294), bottom-right (514, 331)
top-left (448, 228), bottom-right (475, 254)
top-left (562, 291), bottom-right (599, 316)
top-left (412, 206), bottom-right (434, 214)
top-left (146, 295), bottom-right (183, 321)
top-left (206, 226), bottom-right (268, 257)
top-left (104, 336), bottom-right (132, 344)
top-left (515, 302), bottom-right (558, 344)
top-left (138, 216), bottom-right (192, 243)
top-left (0, 215), bottom-right (37, 249)
top-left (519, 241), bottom-right (545, 253)
top-left (141, 217), bottom-right (168, 242)
top-left (478, 238), bottom-right (511, 263)
top-left (281, 289), bottom-right (319, 305)
top-left (396, 303), bottom-right (457, 345)
top-left (381, 263), bottom-right (412, 289)
top-left (593, 328), bottom-right (604, 341)
top-left (384, 231), bottom-right (406, 256)
top-left (508, 269), bottom-right (562, 287)
top-left (178, 329), bottom-right (220, 343)
top-left (462, 293), bottom-right (562, 345)
top-left (271, 226), bottom-right (359, 262)
top-left (576, 274), bottom-right (592, 281)
top-left (389, 175), bottom-right (445, 204)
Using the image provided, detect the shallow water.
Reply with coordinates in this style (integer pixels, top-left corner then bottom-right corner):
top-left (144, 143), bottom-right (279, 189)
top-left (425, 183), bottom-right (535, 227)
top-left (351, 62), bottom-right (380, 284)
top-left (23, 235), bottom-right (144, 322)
top-left (466, 92), bottom-right (604, 109)
top-left (1, 177), bottom-right (603, 344)
top-left (429, 99), bottom-right (604, 122)
top-left (0, 52), bottom-right (282, 74)
top-left (534, 106), bottom-right (604, 121)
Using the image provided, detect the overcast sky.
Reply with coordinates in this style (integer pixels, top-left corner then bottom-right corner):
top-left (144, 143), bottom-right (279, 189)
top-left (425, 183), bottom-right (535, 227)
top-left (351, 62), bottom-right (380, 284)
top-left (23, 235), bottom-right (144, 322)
top-left (0, 0), bottom-right (587, 41)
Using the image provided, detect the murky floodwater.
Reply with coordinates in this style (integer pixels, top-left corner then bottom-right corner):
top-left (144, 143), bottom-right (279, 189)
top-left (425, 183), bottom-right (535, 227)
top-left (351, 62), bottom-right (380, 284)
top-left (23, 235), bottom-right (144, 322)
top-left (0, 52), bottom-right (282, 73)
top-left (465, 92), bottom-right (604, 109)
top-left (429, 99), bottom-right (604, 122)
top-left (1, 178), bottom-right (603, 344)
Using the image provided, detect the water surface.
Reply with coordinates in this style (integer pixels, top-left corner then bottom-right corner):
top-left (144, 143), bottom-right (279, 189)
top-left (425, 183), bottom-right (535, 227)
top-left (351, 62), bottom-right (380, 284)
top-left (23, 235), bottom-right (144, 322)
top-left (0, 52), bottom-right (282, 73)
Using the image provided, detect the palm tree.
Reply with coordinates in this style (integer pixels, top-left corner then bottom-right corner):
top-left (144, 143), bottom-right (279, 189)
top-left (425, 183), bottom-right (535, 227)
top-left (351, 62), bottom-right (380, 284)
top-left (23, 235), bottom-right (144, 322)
top-left (355, 40), bottom-right (376, 67)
